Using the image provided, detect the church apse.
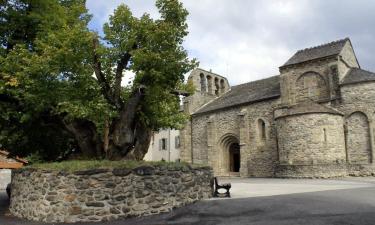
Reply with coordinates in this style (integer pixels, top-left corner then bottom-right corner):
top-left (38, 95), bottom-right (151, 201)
top-left (182, 38), bottom-right (375, 178)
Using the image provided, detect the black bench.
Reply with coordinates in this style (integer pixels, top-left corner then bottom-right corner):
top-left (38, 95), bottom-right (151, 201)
top-left (213, 177), bottom-right (231, 197)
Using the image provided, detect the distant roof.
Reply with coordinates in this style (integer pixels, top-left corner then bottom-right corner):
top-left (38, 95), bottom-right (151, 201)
top-left (282, 38), bottom-right (349, 67)
top-left (275, 100), bottom-right (343, 119)
top-left (0, 150), bottom-right (28, 164)
top-left (194, 75), bottom-right (280, 115)
top-left (341, 68), bottom-right (375, 86)
top-left (0, 150), bottom-right (28, 169)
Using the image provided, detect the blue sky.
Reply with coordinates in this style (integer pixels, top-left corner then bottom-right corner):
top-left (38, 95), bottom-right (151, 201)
top-left (86, 0), bottom-right (375, 86)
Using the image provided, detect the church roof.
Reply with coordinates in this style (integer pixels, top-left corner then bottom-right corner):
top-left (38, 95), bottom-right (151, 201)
top-left (194, 75), bottom-right (280, 115)
top-left (282, 38), bottom-right (349, 67)
top-left (341, 68), bottom-right (375, 86)
top-left (274, 101), bottom-right (343, 119)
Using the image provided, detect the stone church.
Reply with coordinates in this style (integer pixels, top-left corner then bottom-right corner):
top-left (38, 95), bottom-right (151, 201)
top-left (180, 38), bottom-right (375, 178)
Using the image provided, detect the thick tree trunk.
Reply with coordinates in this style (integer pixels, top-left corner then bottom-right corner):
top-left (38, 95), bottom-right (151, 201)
top-left (63, 119), bottom-right (103, 158)
top-left (107, 91), bottom-right (143, 159)
top-left (63, 90), bottom-right (152, 160)
top-left (123, 122), bottom-right (152, 160)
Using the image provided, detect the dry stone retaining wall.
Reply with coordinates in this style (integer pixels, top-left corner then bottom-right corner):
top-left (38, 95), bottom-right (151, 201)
top-left (10, 165), bottom-right (213, 223)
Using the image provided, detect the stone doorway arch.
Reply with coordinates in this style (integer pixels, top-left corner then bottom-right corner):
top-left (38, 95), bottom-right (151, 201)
top-left (219, 134), bottom-right (240, 175)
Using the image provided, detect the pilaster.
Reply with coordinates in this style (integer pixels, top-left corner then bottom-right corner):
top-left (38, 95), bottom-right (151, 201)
top-left (238, 109), bottom-right (248, 177)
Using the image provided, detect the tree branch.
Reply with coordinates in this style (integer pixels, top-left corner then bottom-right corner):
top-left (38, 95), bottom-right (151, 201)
top-left (113, 44), bottom-right (137, 107)
top-left (113, 52), bottom-right (131, 106)
top-left (92, 37), bottom-right (115, 105)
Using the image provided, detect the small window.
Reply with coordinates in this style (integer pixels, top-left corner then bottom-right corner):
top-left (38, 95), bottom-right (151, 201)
top-left (220, 79), bottom-right (225, 94)
top-left (159, 138), bottom-right (167, 150)
top-left (175, 136), bottom-right (180, 148)
top-left (214, 77), bottom-right (219, 96)
top-left (323, 128), bottom-right (327, 143)
top-left (207, 75), bottom-right (212, 94)
top-left (258, 119), bottom-right (266, 141)
top-left (200, 73), bottom-right (206, 92)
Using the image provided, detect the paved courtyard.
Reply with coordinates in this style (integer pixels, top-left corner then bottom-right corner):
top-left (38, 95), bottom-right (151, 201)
top-left (2, 177), bottom-right (375, 225)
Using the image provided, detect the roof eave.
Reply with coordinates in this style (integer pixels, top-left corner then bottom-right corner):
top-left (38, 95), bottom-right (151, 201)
top-left (275, 111), bottom-right (344, 120)
top-left (340, 79), bottom-right (375, 87)
top-left (279, 54), bottom-right (339, 70)
top-left (193, 94), bottom-right (281, 116)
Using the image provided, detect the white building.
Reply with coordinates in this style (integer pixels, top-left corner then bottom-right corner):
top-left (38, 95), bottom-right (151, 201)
top-left (0, 150), bottom-right (27, 189)
top-left (144, 129), bottom-right (180, 162)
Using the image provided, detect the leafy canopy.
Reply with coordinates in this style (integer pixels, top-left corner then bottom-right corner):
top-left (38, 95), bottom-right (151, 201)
top-left (0, 0), bottom-right (197, 160)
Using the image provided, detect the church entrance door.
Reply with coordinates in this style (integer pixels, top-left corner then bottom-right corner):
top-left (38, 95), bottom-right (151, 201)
top-left (229, 143), bottom-right (240, 172)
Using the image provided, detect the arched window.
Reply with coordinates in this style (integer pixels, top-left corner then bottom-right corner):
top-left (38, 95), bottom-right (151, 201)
top-left (295, 72), bottom-right (329, 102)
top-left (200, 73), bottom-right (206, 92)
top-left (214, 77), bottom-right (219, 96)
top-left (258, 119), bottom-right (266, 141)
top-left (220, 79), bottom-right (225, 94)
top-left (346, 112), bottom-right (372, 164)
top-left (207, 75), bottom-right (213, 94)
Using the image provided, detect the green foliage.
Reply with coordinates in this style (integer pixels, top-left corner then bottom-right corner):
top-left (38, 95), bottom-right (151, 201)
top-left (0, 0), bottom-right (93, 160)
top-left (100, 0), bottom-right (197, 129)
top-left (0, 0), bottom-right (197, 160)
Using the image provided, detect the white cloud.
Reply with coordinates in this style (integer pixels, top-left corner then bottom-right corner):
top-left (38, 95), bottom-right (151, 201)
top-left (86, 0), bottom-right (375, 86)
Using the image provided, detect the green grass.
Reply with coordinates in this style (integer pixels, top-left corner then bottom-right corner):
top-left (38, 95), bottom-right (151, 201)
top-left (26, 160), bottom-right (207, 172)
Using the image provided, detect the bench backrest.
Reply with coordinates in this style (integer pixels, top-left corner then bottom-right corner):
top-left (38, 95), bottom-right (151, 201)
top-left (214, 177), bottom-right (219, 187)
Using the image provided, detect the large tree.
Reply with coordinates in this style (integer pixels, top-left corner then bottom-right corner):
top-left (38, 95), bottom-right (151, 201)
top-left (0, 0), bottom-right (196, 160)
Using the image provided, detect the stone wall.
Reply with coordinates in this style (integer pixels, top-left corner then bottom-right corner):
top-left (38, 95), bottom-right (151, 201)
top-left (276, 113), bottom-right (346, 166)
top-left (336, 82), bottom-right (375, 173)
top-left (180, 39), bottom-right (375, 179)
top-left (346, 112), bottom-right (372, 164)
top-left (10, 165), bottom-right (213, 223)
top-left (295, 72), bottom-right (329, 102)
top-left (190, 99), bottom-right (280, 177)
top-left (337, 41), bottom-right (360, 81)
top-left (180, 68), bottom-right (230, 164)
top-left (279, 57), bottom-right (338, 106)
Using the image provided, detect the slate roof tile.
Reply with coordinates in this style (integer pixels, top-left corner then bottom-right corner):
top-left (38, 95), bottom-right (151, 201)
top-left (275, 100), bottom-right (343, 119)
top-left (341, 68), bottom-right (375, 85)
top-left (282, 38), bottom-right (349, 67)
top-left (194, 75), bottom-right (280, 114)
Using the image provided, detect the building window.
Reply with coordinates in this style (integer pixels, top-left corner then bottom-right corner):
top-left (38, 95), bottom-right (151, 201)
top-left (207, 75), bottom-right (212, 94)
top-left (296, 72), bottom-right (328, 102)
top-left (214, 77), bottom-right (219, 96)
top-left (200, 73), bottom-right (207, 92)
top-left (159, 138), bottom-right (167, 150)
top-left (175, 136), bottom-right (180, 148)
top-left (220, 79), bottom-right (225, 94)
top-left (258, 119), bottom-right (266, 141)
